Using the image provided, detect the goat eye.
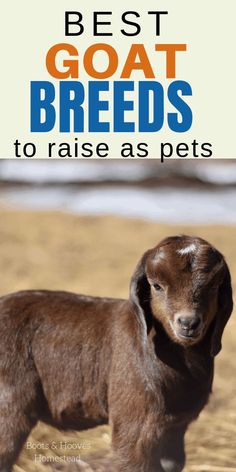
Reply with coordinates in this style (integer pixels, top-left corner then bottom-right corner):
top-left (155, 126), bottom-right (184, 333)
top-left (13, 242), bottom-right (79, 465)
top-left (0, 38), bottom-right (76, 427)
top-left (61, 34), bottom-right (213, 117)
top-left (153, 283), bottom-right (163, 291)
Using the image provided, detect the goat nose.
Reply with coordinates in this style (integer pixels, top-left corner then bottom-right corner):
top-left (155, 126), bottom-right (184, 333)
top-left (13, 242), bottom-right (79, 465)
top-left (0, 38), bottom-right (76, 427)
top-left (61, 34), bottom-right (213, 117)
top-left (178, 316), bottom-right (201, 330)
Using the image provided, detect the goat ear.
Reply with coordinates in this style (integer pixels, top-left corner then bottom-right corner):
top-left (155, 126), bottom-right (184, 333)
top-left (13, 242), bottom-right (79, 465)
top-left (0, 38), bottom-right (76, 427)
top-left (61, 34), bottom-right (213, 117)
top-left (129, 250), bottom-right (153, 333)
top-left (211, 263), bottom-right (233, 357)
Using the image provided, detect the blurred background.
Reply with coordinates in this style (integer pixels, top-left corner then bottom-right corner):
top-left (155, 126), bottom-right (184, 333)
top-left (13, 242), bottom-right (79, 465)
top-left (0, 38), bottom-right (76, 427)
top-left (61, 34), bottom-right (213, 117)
top-left (1, 160), bottom-right (236, 223)
top-left (0, 159), bottom-right (235, 472)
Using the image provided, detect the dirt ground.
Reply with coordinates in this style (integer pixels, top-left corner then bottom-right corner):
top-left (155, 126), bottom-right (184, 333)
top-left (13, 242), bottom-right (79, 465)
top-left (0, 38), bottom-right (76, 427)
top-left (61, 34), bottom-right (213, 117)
top-left (0, 209), bottom-right (235, 472)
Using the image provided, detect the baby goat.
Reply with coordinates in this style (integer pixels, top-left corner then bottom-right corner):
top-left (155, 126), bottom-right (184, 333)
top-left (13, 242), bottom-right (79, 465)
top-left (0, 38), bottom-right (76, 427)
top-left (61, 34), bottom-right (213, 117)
top-left (0, 235), bottom-right (233, 472)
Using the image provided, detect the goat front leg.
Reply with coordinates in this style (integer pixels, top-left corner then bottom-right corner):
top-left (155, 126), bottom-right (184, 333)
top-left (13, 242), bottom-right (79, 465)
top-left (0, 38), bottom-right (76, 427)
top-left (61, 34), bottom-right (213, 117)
top-left (111, 414), bottom-right (166, 472)
top-left (159, 425), bottom-right (187, 472)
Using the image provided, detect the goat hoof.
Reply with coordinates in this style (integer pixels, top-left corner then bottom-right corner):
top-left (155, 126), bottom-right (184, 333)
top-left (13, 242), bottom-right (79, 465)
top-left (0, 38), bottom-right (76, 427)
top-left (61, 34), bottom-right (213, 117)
top-left (160, 457), bottom-right (184, 472)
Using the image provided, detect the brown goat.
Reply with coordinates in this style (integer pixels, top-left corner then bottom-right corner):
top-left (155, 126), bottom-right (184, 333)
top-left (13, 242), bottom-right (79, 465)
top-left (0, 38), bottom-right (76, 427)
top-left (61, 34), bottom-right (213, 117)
top-left (0, 235), bottom-right (233, 472)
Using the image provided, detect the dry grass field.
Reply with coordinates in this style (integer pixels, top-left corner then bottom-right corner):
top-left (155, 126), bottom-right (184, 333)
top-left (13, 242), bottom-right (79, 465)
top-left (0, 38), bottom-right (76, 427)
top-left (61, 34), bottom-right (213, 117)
top-left (0, 208), bottom-right (235, 472)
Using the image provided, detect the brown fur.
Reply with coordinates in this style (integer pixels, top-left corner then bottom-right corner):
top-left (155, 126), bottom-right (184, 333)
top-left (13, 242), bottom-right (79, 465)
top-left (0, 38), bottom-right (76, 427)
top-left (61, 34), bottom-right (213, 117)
top-left (0, 235), bottom-right (233, 472)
